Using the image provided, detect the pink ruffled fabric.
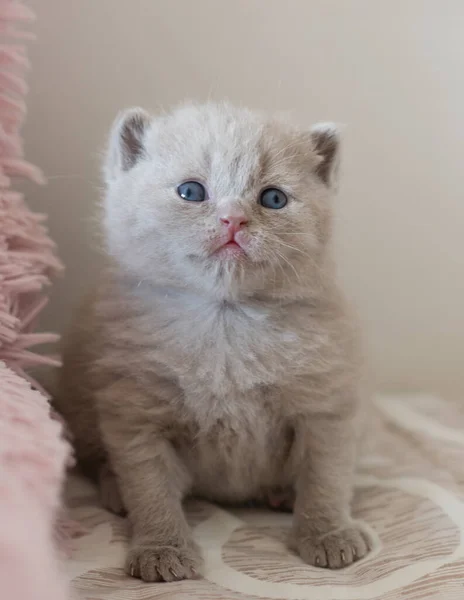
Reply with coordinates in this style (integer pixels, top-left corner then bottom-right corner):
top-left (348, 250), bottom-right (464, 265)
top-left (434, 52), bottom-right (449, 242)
top-left (0, 2), bottom-right (70, 599)
top-left (0, 362), bottom-right (69, 600)
top-left (0, 1), bottom-right (64, 385)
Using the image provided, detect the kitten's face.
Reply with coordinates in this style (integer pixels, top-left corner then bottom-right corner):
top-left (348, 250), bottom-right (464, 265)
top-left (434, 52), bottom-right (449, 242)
top-left (103, 103), bottom-right (339, 299)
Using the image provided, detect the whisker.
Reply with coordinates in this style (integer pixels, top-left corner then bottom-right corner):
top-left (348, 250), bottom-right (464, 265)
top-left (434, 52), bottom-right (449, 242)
top-left (272, 238), bottom-right (325, 278)
top-left (273, 238), bottom-right (313, 258)
top-left (270, 139), bottom-right (305, 162)
top-left (271, 247), bottom-right (302, 287)
top-left (263, 152), bottom-right (303, 173)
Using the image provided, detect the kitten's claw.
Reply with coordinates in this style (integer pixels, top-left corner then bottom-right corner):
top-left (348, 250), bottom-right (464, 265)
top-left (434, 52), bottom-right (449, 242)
top-left (125, 541), bottom-right (203, 582)
top-left (129, 563), bottom-right (137, 578)
top-left (296, 525), bottom-right (370, 569)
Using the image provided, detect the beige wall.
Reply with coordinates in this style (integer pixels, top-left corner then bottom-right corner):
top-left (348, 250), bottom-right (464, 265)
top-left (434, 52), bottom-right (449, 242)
top-left (25, 0), bottom-right (464, 395)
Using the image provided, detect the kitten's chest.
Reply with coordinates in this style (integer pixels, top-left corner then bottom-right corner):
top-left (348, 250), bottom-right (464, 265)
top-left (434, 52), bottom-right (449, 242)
top-left (150, 296), bottom-right (301, 395)
top-left (178, 402), bottom-right (295, 503)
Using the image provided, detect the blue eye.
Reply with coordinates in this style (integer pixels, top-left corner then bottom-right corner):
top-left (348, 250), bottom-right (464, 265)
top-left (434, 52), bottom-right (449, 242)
top-left (259, 188), bottom-right (288, 210)
top-left (177, 181), bottom-right (206, 202)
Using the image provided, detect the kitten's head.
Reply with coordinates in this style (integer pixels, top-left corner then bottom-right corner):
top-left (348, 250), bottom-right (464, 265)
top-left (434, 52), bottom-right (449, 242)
top-left (102, 103), bottom-right (340, 300)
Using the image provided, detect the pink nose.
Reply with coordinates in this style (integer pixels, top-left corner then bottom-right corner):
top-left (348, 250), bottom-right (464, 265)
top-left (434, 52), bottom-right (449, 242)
top-left (219, 212), bottom-right (248, 233)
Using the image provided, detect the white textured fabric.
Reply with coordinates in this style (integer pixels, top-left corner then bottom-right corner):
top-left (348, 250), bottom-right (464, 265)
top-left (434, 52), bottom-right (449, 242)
top-left (64, 394), bottom-right (464, 599)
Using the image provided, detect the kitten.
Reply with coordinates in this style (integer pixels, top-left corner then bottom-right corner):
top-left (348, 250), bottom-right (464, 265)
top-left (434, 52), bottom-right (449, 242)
top-left (55, 102), bottom-right (370, 582)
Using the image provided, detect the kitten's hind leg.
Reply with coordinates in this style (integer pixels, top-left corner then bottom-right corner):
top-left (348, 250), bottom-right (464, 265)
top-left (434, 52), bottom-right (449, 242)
top-left (98, 462), bottom-right (126, 516)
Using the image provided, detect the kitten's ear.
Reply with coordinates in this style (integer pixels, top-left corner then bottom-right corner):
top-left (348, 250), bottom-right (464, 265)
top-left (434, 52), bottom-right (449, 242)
top-left (104, 107), bottom-right (151, 181)
top-left (310, 123), bottom-right (340, 188)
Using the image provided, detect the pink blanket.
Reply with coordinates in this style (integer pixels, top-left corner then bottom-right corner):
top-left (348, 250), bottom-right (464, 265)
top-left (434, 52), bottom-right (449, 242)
top-left (0, 2), bottom-right (69, 599)
top-left (0, 363), bottom-right (69, 600)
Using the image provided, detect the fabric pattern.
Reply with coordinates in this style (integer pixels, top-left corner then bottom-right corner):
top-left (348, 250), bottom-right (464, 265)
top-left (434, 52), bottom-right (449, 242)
top-left (65, 394), bottom-right (464, 599)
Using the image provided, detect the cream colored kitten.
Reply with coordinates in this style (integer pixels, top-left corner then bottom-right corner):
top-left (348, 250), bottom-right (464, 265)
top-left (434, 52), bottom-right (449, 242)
top-left (55, 102), bottom-right (370, 582)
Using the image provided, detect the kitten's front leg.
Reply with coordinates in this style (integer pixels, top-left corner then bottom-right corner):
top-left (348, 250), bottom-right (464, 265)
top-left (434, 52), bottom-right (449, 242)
top-left (97, 380), bottom-right (202, 582)
top-left (291, 411), bottom-right (370, 569)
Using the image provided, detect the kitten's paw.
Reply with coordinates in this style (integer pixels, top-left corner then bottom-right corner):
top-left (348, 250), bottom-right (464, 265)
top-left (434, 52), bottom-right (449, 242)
top-left (125, 541), bottom-right (203, 582)
top-left (295, 525), bottom-right (370, 569)
top-left (98, 464), bottom-right (126, 516)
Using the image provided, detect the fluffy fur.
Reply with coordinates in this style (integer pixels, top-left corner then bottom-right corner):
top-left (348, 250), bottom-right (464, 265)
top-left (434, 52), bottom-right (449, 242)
top-left (55, 102), bottom-right (370, 582)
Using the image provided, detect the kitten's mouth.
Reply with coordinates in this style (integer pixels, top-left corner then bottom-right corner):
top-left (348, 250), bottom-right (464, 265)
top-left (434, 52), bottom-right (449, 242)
top-left (213, 236), bottom-right (247, 258)
top-left (224, 240), bottom-right (241, 249)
